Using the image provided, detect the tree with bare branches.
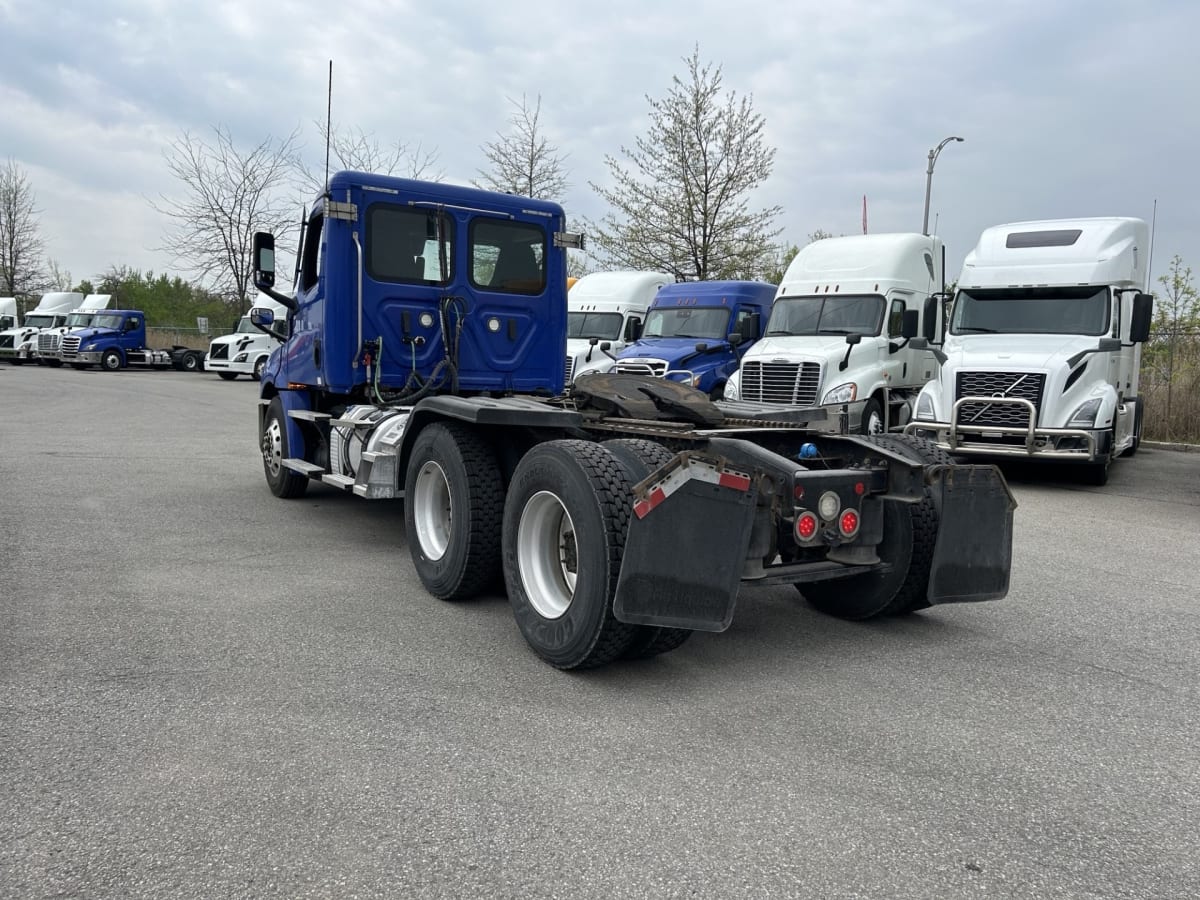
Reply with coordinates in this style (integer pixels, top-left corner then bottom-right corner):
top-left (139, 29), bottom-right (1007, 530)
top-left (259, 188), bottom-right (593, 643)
top-left (474, 94), bottom-right (570, 201)
top-left (589, 48), bottom-right (781, 282)
top-left (297, 123), bottom-right (443, 196)
top-left (0, 158), bottom-right (45, 299)
top-left (153, 126), bottom-right (301, 311)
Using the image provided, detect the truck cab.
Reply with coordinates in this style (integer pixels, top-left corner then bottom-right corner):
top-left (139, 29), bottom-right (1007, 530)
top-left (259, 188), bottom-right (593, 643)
top-left (907, 217), bottom-right (1154, 485)
top-left (723, 234), bottom-right (942, 434)
top-left (0, 292), bottom-right (82, 364)
top-left (0, 297), bottom-right (15, 331)
top-left (613, 281), bottom-right (776, 398)
top-left (36, 294), bottom-right (113, 366)
top-left (205, 293), bottom-right (290, 380)
top-left (565, 271), bottom-right (672, 384)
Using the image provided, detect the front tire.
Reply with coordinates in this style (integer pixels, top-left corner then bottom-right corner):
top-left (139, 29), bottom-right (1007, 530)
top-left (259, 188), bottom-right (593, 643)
top-left (860, 397), bottom-right (885, 435)
top-left (253, 357), bottom-right (267, 380)
top-left (100, 349), bottom-right (122, 371)
top-left (261, 396), bottom-right (309, 499)
top-left (180, 352), bottom-right (202, 372)
top-left (403, 422), bottom-right (504, 601)
top-left (503, 441), bottom-right (639, 669)
top-left (217, 372), bottom-right (238, 381)
top-left (45, 359), bottom-right (63, 368)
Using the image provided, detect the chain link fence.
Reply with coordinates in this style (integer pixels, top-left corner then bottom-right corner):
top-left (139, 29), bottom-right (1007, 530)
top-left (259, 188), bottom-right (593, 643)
top-left (1140, 330), bottom-right (1200, 443)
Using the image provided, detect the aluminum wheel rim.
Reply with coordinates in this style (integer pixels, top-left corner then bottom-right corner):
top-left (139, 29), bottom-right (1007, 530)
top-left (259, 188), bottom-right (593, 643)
top-left (517, 491), bottom-right (577, 620)
top-left (262, 417), bottom-right (284, 477)
top-left (866, 409), bottom-right (884, 435)
top-left (413, 461), bottom-right (452, 561)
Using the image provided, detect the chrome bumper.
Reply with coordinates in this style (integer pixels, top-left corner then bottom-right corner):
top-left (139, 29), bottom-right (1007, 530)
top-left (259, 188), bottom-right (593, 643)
top-left (905, 396), bottom-right (1099, 460)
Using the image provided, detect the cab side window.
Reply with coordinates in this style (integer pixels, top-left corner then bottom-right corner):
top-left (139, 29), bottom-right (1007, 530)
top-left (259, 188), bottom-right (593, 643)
top-left (300, 212), bottom-right (324, 292)
top-left (888, 299), bottom-right (906, 337)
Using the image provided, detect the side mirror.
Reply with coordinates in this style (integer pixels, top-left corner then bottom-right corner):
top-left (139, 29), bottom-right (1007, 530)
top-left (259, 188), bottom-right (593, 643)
top-left (727, 332), bottom-right (744, 347)
top-left (740, 312), bottom-right (760, 342)
top-left (253, 232), bottom-right (276, 290)
top-left (844, 333), bottom-right (863, 346)
top-left (922, 295), bottom-right (940, 342)
top-left (250, 307), bottom-right (276, 329)
top-left (1129, 292), bottom-right (1153, 343)
top-left (624, 317), bottom-right (643, 342)
top-left (901, 309), bottom-right (920, 339)
top-left (588, 337), bottom-right (599, 346)
top-left (599, 341), bottom-right (612, 351)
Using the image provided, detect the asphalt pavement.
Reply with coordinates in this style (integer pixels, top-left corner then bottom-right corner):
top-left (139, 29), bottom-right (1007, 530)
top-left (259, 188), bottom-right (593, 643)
top-left (2, 364), bottom-right (1198, 899)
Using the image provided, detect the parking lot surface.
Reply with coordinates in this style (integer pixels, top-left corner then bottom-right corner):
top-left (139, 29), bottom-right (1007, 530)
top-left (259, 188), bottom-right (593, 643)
top-left (2, 365), bottom-right (1198, 899)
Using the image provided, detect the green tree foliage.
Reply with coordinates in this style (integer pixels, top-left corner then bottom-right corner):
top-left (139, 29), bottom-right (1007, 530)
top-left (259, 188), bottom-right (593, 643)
top-left (94, 267), bottom-right (237, 331)
top-left (589, 47), bottom-right (782, 281)
top-left (1142, 255), bottom-right (1200, 441)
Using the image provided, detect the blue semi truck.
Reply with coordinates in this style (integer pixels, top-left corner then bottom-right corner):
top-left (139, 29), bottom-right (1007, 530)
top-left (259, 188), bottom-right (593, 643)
top-left (611, 281), bottom-right (775, 399)
top-left (59, 310), bottom-right (206, 371)
top-left (248, 169), bottom-right (1016, 670)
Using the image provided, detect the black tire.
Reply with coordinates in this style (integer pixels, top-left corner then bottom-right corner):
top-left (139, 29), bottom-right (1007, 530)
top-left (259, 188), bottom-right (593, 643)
top-left (261, 396), bottom-right (309, 499)
top-left (403, 422), bottom-right (504, 601)
top-left (217, 371), bottom-right (238, 381)
top-left (801, 433), bottom-right (949, 619)
top-left (860, 396), bottom-right (885, 435)
top-left (100, 349), bottom-right (122, 371)
top-left (602, 438), bottom-right (694, 660)
top-left (71, 363), bottom-right (90, 370)
top-left (503, 440), bottom-right (639, 669)
top-left (10, 358), bottom-right (25, 366)
top-left (253, 357), bottom-right (267, 380)
top-left (180, 352), bottom-right (201, 373)
top-left (1121, 399), bottom-right (1143, 458)
top-left (45, 359), bottom-right (63, 368)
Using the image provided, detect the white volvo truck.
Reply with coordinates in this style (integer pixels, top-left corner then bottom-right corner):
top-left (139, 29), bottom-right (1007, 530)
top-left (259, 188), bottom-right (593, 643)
top-left (205, 294), bottom-right (291, 380)
top-left (565, 271), bottom-right (672, 384)
top-left (0, 297), bottom-right (15, 331)
top-left (907, 217), bottom-right (1154, 485)
top-left (723, 233), bottom-right (944, 434)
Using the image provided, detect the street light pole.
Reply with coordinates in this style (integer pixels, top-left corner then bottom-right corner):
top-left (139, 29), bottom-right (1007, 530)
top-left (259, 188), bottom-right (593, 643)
top-left (922, 135), bottom-right (964, 235)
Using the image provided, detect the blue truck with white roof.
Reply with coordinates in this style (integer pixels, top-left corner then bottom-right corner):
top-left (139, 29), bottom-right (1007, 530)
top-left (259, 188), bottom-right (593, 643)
top-left (612, 281), bottom-right (776, 399)
top-left (247, 169), bottom-right (1016, 670)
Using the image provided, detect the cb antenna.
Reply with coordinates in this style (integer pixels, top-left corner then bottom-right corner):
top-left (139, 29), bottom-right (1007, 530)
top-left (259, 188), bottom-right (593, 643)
top-left (1145, 198), bottom-right (1157, 292)
top-left (323, 60), bottom-right (333, 197)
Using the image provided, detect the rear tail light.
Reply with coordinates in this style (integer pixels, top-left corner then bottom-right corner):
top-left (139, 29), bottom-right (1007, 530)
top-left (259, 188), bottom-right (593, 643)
top-left (839, 509), bottom-right (860, 538)
top-left (795, 511), bottom-right (819, 542)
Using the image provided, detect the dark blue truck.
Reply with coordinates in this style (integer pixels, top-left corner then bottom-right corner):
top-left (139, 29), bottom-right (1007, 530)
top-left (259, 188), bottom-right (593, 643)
top-left (247, 169), bottom-right (1016, 670)
top-left (59, 309), bottom-right (205, 371)
top-left (611, 281), bottom-right (775, 399)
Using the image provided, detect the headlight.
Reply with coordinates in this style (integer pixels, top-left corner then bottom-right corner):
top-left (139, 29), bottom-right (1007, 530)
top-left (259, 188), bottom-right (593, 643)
top-left (234, 352), bottom-right (248, 362)
top-left (723, 374), bottom-right (740, 401)
top-left (823, 383), bottom-right (857, 405)
top-left (915, 392), bottom-right (936, 421)
top-left (691, 374), bottom-right (703, 388)
top-left (1067, 398), bottom-right (1103, 428)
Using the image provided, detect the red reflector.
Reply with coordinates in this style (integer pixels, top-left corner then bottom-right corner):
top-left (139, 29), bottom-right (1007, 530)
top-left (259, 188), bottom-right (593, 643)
top-left (854, 481), bottom-right (865, 496)
top-left (796, 512), bottom-right (818, 541)
top-left (793, 484), bottom-right (805, 500)
top-left (839, 509), bottom-right (860, 537)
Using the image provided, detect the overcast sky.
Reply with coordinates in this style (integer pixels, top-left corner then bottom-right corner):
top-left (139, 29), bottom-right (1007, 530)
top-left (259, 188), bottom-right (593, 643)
top-left (1, 0), bottom-right (1195, 292)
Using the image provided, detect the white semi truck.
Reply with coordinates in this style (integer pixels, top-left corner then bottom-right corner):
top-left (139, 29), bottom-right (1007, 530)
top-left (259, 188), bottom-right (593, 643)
top-left (723, 233), bottom-right (944, 434)
top-left (35, 294), bottom-right (113, 366)
top-left (0, 292), bottom-right (83, 364)
top-left (907, 217), bottom-right (1154, 485)
top-left (565, 271), bottom-right (672, 384)
top-left (205, 294), bottom-right (291, 380)
top-left (0, 298), bottom-right (15, 331)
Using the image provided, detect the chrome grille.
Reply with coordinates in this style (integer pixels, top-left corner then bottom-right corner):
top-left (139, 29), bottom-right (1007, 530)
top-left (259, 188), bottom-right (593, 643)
top-left (209, 344), bottom-right (229, 360)
top-left (39, 333), bottom-right (61, 352)
top-left (614, 359), bottom-right (667, 377)
top-left (564, 356), bottom-right (575, 384)
top-left (956, 371), bottom-right (1046, 427)
top-left (61, 336), bottom-right (82, 356)
top-left (740, 361), bottom-right (822, 405)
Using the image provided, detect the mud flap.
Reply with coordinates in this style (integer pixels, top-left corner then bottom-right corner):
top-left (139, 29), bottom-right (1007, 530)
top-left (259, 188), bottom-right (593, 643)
top-left (614, 456), bottom-right (757, 632)
top-left (927, 464), bottom-right (1017, 604)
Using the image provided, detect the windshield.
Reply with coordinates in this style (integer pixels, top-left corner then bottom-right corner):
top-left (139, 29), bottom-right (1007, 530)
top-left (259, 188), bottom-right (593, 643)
top-left (951, 287), bottom-right (1110, 336)
top-left (91, 314), bottom-right (126, 329)
top-left (23, 315), bottom-right (56, 329)
top-left (66, 313), bottom-right (94, 328)
top-left (568, 311), bottom-right (623, 341)
top-left (766, 295), bottom-right (885, 336)
top-left (642, 307), bottom-right (731, 340)
top-left (235, 317), bottom-right (259, 334)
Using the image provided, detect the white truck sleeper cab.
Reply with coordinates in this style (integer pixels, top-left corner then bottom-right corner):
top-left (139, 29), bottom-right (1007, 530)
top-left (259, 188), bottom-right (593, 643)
top-left (907, 217), bottom-right (1153, 485)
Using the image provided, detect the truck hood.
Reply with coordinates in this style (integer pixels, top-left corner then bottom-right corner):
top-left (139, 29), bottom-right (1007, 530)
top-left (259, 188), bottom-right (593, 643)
top-left (943, 333), bottom-right (1099, 370)
top-left (742, 334), bottom-right (855, 363)
top-left (617, 337), bottom-right (730, 366)
top-left (74, 327), bottom-right (121, 343)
